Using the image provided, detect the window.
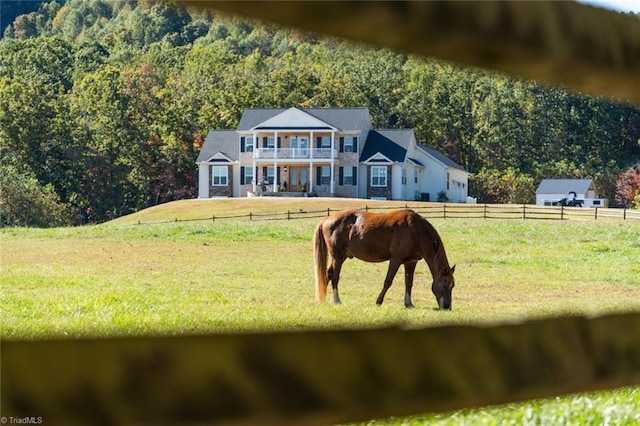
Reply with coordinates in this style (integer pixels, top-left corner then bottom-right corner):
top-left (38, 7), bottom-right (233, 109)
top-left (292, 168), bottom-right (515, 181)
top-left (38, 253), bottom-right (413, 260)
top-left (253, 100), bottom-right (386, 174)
top-left (245, 137), bottom-right (254, 152)
top-left (243, 166), bottom-right (253, 185)
top-left (319, 136), bottom-right (331, 148)
top-left (320, 166), bottom-right (331, 185)
top-left (402, 168), bottom-right (407, 185)
top-left (212, 166), bottom-right (228, 186)
top-left (265, 166), bottom-right (275, 184)
top-left (342, 136), bottom-right (356, 153)
top-left (267, 137), bottom-right (275, 148)
top-left (371, 166), bottom-right (387, 187)
top-left (340, 167), bottom-right (356, 186)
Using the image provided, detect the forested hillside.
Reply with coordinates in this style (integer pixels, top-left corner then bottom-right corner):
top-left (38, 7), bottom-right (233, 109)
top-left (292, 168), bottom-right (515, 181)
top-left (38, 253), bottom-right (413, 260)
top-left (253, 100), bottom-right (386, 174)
top-left (1, 0), bottom-right (639, 226)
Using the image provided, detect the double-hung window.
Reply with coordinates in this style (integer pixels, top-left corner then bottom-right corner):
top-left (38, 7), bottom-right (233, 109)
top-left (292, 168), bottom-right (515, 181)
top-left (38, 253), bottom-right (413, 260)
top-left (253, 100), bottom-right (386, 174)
top-left (343, 167), bottom-right (354, 185)
top-left (343, 136), bottom-right (356, 152)
top-left (243, 167), bottom-right (253, 185)
top-left (371, 166), bottom-right (387, 187)
top-left (320, 136), bottom-right (331, 148)
top-left (320, 166), bottom-right (331, 185)
top-left (212, 166), bottom-right (228, 186)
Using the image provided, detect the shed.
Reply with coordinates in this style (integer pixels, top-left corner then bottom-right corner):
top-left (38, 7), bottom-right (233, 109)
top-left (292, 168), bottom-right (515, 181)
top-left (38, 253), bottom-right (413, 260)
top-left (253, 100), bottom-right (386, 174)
top-left (535, 179), bottom-right (596, 206)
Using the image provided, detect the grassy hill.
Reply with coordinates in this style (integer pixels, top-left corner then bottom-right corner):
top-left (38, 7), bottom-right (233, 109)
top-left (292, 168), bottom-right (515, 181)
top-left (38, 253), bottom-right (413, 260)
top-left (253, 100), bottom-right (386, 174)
top-left (107, 197), bottom-right (429, 225)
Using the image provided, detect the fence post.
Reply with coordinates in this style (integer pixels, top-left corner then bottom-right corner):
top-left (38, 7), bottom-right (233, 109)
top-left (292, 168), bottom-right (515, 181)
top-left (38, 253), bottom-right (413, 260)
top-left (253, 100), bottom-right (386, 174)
top-left (523, 204), bottom-right (526, 220)
top-left (249, 212), bottom-right (253, 221)
top-left (560, 205), bottom-right (564, 220)
top-left (287, 210), bottom-right (291, 220)
top-left (366, 205), bottom-right (369, 212)
top-left (483, 204), bottom-right (487, 220)
top-left (443, 203), bottom-right (446, 219)
top-left (624, 207), bottom-right (627, 220)
top-left (594, 207), bottom-right (598, 220)
top-left (212, 215), bottom-right (215, 222)
top-left (327, 208), bottom-right (331, 216)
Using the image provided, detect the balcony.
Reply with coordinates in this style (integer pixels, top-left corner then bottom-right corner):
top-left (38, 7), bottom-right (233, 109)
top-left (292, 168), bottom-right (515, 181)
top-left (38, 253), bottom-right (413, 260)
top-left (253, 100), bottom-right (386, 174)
top-left (254, 148), bottom-right (337, 160)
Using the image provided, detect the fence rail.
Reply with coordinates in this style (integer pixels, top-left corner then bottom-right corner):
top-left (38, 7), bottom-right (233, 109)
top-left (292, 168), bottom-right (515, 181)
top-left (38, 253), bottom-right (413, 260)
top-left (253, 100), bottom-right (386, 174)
top-left (135, 203), bottom-right (640, 225)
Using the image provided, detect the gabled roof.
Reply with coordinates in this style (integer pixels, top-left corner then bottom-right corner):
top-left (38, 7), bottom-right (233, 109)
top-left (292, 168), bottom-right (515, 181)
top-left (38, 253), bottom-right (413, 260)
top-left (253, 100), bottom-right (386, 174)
top-left (535, 179), bottom-right (594, 194)
top-left (360, 129), bottom-right (413, 162)
top-left (237, 107), bottom-right (371, 132)
top-left (417, 145), bottom-right (467, 172)
top-left (196, 130), bottom-right (238, 163)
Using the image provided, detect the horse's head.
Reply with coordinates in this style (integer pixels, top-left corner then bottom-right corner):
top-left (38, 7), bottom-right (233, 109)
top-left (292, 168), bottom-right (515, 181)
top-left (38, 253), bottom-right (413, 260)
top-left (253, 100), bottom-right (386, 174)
top-left (432, 264), bottom-right (455, 310)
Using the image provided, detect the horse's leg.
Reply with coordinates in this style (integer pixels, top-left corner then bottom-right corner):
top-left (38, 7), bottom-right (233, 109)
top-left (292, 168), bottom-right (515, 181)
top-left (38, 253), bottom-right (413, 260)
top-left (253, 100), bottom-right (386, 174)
top-left (375, 258), bottom-right (401, 306)
top-left (403, 261), bottom-right (418, 308)
top-left (327, 254), bottom-right (346, 304)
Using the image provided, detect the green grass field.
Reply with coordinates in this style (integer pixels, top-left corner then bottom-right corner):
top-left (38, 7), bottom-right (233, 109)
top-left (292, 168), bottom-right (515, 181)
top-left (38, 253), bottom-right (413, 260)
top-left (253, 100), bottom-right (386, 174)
top-left (2, 198), bottom-right (639, 424)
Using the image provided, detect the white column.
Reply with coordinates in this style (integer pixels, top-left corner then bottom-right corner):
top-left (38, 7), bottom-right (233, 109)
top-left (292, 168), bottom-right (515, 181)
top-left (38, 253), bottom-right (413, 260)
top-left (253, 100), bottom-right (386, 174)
top-left (252, 132), bottom-right (258, 194)
top-left (330, 131), bottom-right (335, 194)
top-left (198, 164), bottom-right (209, 198)
top-left (309, 131), bottom-right (314, 193)
top-left (273, 131), bottom-right (279, 191)
top-left (252, 160), bottom-right (257, 193)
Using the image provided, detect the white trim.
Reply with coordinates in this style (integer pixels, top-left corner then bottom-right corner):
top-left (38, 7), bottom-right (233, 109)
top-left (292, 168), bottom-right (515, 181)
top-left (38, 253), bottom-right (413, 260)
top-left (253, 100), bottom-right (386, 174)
top-left (362, 152), bottom-right (393, 164)
top-left (370, 165), bottom-right (388, 187)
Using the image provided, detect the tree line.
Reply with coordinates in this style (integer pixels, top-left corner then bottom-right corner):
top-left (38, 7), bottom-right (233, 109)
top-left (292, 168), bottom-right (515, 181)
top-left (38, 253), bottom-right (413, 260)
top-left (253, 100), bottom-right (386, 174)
top-left (1, 0), bottom-right (639, 226)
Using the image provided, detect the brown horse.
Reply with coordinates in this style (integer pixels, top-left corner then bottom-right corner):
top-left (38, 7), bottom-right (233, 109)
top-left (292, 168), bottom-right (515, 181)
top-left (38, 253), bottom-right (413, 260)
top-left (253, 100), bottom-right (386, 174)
top-left (313, 209), bottom-right (456, 309)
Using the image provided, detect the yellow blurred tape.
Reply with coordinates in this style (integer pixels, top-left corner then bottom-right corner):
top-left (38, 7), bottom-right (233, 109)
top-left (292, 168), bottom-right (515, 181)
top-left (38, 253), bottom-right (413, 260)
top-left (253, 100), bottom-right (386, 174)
top-left (2, 312), bottom-right (640, 425)
top-left (196, 1), bottom-right (640, 104)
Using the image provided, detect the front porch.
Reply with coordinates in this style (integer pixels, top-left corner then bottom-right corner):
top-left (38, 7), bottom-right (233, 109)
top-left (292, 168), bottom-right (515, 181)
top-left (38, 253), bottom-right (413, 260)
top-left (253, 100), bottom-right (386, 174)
top-left (247, 191), bottom-right (314, 198)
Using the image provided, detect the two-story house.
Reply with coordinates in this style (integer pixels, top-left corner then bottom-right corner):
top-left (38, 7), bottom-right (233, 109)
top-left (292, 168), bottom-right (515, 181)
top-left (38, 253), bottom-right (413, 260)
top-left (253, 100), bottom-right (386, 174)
top-left (197, 107), bottom-right (469, 202)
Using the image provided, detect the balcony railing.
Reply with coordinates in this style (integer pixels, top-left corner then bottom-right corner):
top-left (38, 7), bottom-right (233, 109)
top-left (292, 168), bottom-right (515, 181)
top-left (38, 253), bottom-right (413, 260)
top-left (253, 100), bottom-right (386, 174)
top-left (254, 148), bottom-right (337, 160)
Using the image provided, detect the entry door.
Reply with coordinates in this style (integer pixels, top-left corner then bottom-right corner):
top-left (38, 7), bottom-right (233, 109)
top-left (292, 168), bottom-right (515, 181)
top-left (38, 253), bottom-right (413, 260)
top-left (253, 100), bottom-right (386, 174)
top-left (290, 167), bottom-right (308, 191)
top-left (299, 137), bottom-right (309, 157)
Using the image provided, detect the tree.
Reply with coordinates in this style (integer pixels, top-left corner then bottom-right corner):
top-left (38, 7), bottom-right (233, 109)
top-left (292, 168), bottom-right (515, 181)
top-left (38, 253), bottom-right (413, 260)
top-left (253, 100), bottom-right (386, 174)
top-left (614, 170), bottom-right (640, 208)
top-left (0, 160), bottom-right (79, 227)
top-left (470, 168), bottom-right (535, 204)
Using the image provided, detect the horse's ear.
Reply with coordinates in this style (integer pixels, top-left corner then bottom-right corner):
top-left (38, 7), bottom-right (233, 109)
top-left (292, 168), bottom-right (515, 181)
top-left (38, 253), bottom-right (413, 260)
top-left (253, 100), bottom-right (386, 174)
top-left (451, 264), bottom-right (456, 274)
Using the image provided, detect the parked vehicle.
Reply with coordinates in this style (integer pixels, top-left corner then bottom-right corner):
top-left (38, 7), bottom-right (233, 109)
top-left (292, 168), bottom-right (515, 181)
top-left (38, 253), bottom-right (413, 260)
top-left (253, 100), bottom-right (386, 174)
top-left (553, 191), bottom-right (583, 207)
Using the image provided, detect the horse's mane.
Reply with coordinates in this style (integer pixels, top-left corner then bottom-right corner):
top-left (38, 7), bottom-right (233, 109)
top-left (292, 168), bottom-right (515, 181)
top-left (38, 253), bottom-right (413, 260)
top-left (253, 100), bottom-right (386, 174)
top-left (417, 214), bottom-right (449, 273)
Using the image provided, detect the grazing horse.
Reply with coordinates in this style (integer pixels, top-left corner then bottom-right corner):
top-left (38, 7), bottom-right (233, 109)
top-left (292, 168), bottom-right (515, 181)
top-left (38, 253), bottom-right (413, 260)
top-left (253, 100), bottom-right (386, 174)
top-left (313, 209), bottom-right (456, 309)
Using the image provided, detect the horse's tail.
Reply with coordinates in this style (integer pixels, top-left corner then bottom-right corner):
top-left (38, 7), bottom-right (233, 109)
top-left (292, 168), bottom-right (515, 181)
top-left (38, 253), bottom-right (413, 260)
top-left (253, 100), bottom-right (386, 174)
top-left (313, 220), bottom-right (328, 302)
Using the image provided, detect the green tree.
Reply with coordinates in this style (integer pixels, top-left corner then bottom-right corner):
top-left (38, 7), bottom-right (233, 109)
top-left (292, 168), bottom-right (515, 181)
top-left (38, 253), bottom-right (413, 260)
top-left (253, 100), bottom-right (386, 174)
top-left (0, 160), bottom-right (78, 227)
top-left (470, 168), bottom-right (535, 204)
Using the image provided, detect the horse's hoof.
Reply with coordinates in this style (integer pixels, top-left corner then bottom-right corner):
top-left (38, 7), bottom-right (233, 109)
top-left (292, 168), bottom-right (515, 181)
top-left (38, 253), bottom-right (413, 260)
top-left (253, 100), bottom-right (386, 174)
top-left (405, 303), bottom-right (415, 309)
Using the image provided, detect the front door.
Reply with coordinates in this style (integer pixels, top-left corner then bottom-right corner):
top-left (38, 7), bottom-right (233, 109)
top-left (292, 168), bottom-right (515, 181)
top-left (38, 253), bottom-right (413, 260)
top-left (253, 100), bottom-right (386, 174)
top-left (290, 166), bottom-right (308, 192)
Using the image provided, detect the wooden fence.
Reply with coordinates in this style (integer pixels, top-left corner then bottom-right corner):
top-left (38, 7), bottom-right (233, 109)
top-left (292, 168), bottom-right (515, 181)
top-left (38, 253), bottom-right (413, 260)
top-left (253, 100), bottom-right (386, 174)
top-left (136, 203), bottom-right (640, 225)
top-left (3, 312), bottom-right (640, 425)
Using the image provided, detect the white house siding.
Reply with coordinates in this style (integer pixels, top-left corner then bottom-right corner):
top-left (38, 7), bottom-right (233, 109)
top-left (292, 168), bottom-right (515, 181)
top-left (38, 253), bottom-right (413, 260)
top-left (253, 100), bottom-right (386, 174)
top-left (391, 164), bottom-right (403, 200)
top-left (448, 168), bottom-right (469, 202)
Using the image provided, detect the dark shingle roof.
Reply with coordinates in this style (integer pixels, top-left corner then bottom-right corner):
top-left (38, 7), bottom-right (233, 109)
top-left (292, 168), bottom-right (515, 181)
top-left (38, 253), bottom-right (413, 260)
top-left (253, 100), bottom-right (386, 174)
top-left (417, 145), bottom-right (467, 171)
top-left (536, 179), bottom-right (594, 194)
top-left (196, 130), bottom-right (238, 163)
top-left (360, 129), bottom-right (413, 162)
top-left (237, 107), bottom-right (371, 131)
